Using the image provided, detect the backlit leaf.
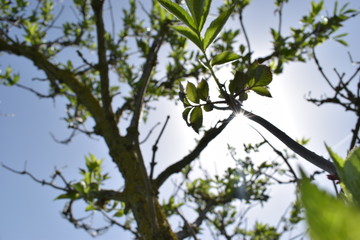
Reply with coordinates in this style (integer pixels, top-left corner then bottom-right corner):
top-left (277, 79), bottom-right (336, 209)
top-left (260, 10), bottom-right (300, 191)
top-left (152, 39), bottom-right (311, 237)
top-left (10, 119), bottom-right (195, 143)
top-left (172, 25), bottom-right (202, 49)
top-left (197, 79), bottom-right (209, 101)
top-left (185, 0), bottom-right (205, 29)
top-left (199, 0), bottom-right (212, 32)
top-left (252, 86), bottom-right (272, 97)
top-left (211, 51), bottom-right (241, 66)
top-left (190, 106), bottom-right (203, 133)
top-left (158, 0), bottom-right (197, 31)
top-left (300, 178), bottom-right (360, 240)
top-left (186, 82), bottom-right (199, 103)
top-left (254, 65), bottom-right (272, 86)
top-left (182, 107), bottom-right (191, 126)
top-left (203, 6), bottom-right (234, 50)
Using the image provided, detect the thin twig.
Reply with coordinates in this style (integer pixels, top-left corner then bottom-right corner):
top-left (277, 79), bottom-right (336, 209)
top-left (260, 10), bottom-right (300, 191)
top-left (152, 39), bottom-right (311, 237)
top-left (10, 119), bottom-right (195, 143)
top-left (149, 115), bottom-right (170, 180)
top-left (239, 10), bottom-right (251, 57)
top-left (2, 163), bottom-right (68, 191)
top-left (250, 126), bottom-right (298, 181)
top-left (140, 122), bottom-right (161, 144)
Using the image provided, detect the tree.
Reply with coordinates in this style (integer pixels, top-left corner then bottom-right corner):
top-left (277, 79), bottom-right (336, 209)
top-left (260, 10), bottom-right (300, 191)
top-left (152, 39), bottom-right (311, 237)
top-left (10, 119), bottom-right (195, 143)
top-left (0, 0), bottom-right (359, 239)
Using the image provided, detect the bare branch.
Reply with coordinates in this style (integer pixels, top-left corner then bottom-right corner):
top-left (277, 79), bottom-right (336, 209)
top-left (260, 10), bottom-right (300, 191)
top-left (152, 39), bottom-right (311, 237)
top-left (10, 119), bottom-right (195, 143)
top-left (154, 113), bottom-right (235, 189)
top-left (241, 109), bottom-right (337, 175)
top-left (150, 115), bottom-right (170, 180)
top-left (250, 126), bottom-right (298, 181)
top-left (129, 22), bottom-right (169, 138)
top-left (2, 163), bottom-right (68, 191)
top-left (91, 0), bottom-right (113, 117)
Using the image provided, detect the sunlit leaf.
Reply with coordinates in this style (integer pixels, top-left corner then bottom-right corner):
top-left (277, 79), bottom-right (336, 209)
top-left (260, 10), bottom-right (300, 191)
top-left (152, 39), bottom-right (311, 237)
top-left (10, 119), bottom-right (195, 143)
top-left (185, 0), bottom-right (205, 29)
top-left (203, 6), bottom-right (234, 50)
top-left (210, 51), bottom-right (241, 66)
top-left (252, 86), bottom-right (272, 97)
top-left (158, 0), bottom-right (196, 31)
top-left (199, 0), bottom-right (212, 32)
top-left (172, 25), bottom-right (202, 49)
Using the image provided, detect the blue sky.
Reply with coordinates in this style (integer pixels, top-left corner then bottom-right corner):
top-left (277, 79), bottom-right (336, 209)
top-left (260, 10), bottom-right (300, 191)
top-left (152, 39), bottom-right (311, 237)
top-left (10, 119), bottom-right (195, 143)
top-left (1, 0), bottom-right (359, 239)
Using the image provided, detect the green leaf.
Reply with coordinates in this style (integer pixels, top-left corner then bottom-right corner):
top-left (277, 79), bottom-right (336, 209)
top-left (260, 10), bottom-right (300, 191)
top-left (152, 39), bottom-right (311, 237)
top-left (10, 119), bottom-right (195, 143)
top-left (182, 107), bottom-right (192, 126)
top-left (252, 86), bottom-right (272, 97)
top-left (300, 178), bottom-right (360, 240)
top-left (157, 0), bottom-right (197, 31)
top-left (189, 106), bottom-right (203, 133)
top-left (199, 0), bottom-right (212, 32)
top-left (54, 192), bottom-right (80, 200)
top-left (185, 0), bottom-right (205, 29)
top-left (334, 39), bottom-right (348, 46)
top-left (329, 146), bottom-right (360, 206)
top-left (72, 181), bottom-right (86, 194)
top-left (203, 6), bottom-right (234, 50)
top-left (85, 204), bottom-right (96, 211)
top-left (186, 82), bottom-right (199, 103)
top-left (197, 79), bottom-right (209, 101)
top-left (210, 51), bottom-right (241, 66)
top-left (172, 25), bottom-right (202, 49)
top-left (254, 65), bottom-right (272, 86)
top-left (229, 70), bottom-right (248, 95)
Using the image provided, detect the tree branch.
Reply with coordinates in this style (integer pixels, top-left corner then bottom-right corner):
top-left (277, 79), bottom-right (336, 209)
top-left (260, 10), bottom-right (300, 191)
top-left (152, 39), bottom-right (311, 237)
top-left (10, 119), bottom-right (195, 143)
top-left (241, 109), bottom-right (337, 175)
top-left (91, 0), bottom-right (113, 117)
top-left (154, 113), bottom-right (235, 189)
top-left (0, 38), bottom-right (109, 134)
top-left (129, 22), bottom-right (168, 138)
top-left (150, 115), bottom-right (170, 180)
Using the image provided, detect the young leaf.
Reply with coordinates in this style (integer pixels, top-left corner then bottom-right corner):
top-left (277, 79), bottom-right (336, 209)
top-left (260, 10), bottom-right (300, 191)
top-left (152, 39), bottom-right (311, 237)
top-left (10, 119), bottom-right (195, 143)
top-left (252, 86), bottom-right (272, 97)
top-left (199, 0), bottom-right (212, 32)
top-left (185, 0), bottom-right (205, 29)
top-left (190, 106), bottom-right (203, 133)
top-left (158, 0), bottom-right (197, 31)
top-left (211, 51), bottom-right (241, 66)
top-left (197, 79), bottom-right (209, 101)
top-left (186, 82), bottom-right (199, 103)
top-left (172, 25), bottom-right (202, 49)
top-left (203, 6), bottom-right (234, 50)
top-left (254, 65), bottom-right (272, 86)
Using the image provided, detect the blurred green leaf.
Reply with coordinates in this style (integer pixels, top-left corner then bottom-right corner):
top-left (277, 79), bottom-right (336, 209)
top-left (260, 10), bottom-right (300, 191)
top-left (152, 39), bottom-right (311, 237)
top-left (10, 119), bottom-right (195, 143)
top-left (328, 146), bottom-right (360, 206)
top-left (301, 177), bottom-right (360, 240)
